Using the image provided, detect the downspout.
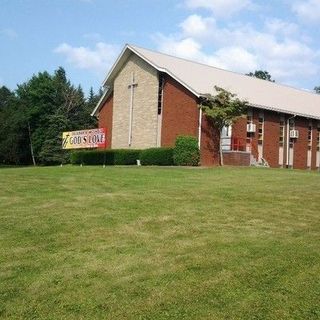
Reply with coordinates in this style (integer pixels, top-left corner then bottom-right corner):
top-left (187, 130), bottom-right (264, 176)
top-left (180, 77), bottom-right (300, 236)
top-left (286, 114), bottom-right (296, 168)
top-left (198, 108), bottom-right (202, 149)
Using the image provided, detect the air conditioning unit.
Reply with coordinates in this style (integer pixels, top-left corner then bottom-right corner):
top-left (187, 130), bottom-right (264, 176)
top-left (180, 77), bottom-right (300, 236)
top-left (247, 123), bottom-right (256, 133)
top-left (290, 130), bottom-right (299, 138)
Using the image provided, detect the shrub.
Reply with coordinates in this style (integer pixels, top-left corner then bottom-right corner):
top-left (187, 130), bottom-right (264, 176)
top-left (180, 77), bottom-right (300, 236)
top-left (140, 147), bottom-right (174, 166)
top-left (70, 151), bottom-right (84, 165)
top-left (114, 149), bottom-right (141, 165)
top-left (70, 149), bottom-right (141, 166)
top-left (173, 135), bottom-right (200, 166)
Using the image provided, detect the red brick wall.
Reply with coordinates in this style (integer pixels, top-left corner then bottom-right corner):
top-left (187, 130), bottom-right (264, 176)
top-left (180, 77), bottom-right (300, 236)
top-left (200, 115), bottom-right (220, 166)
top-left (202, 106), bottom-right (315, 169)
top-left (232, 117), bottom-right (247, 141)
top-left (161, 75), bottom-right (199, 146)
top-left (232, 116), bottom-right (247, 151)
top-left (293, 117), bottom-right (308, 169)
top-left (98, 93), bottom-right (113, 149)
top-left (161, 75), bottom-right (221, 166)
top-left (223, 151), bottom-right (250, 166)
top-left (263, 111), bottom-right (280, 168)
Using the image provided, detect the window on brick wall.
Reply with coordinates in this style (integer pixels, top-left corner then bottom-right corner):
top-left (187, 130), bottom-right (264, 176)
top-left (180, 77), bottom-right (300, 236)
top-left (246, 113), bottom-right (253, 142)
top-left (258, 112), bottom-right (264, 145)
top-left (279, 116), bottom-right (285, 147)
top-left (157, 75), bottom-right (164, 115)
top-left (308, 121), bottom-right (313, 150)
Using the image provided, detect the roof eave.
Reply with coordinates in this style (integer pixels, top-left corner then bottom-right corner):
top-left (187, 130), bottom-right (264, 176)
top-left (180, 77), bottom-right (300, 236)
top-left (102, 44), bottom-right (131, 87)
top-left (197, 93), bottom-right (320, 120)
top-left (249, 103), bottom-right (320, 120)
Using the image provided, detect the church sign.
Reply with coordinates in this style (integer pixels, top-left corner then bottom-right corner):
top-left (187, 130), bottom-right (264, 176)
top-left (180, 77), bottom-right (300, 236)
top-left (62, 128), bottom-right (106, 149)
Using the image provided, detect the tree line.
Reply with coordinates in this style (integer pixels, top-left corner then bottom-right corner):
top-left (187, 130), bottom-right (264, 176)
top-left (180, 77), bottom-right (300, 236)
top-left (0, 67), bottom-right (101, 165)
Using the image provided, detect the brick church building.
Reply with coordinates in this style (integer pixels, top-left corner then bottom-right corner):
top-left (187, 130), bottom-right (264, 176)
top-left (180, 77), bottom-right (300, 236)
top-left (92, 44), bottom-right (320, 169)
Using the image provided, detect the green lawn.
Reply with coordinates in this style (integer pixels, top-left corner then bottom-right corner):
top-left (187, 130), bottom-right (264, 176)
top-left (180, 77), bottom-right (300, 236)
top-left (0, 166), bottom-right (319, 320)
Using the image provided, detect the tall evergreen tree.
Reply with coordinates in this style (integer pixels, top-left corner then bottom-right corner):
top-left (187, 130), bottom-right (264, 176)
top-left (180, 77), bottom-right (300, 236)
top-left (0, 86), bottom-right (14, 109)
top-left (0, 90), bottom-right (30, 164)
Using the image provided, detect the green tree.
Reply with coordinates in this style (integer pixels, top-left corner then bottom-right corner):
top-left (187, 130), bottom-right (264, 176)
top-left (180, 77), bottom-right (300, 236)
top-left (0, 94), bottom-right (30, 164)
top-left (0, 86), bottom-right (14, 109)
top-left (199, 86), bottom-right (248, 165)
top-left (0, 68), bottom-right (99, 165)
top-left (38, 113), bottom-right (70, 164)
top-left (247, 70), bottom-right (275, 82)
top-left (16, 71), bottom-right (57, 165)
top-left (314, 86), bottom-right (320, 94)
top-left (14, 67), bottom-right (98, 165)
top-left (85, 86), bottom-right (101, 127)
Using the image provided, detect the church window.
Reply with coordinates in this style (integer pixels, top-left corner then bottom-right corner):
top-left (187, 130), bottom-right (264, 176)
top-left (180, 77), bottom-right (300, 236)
top-left (258, 112), bottom-right (264, 145)
top-left (246, 110), bottom-right (253, 143)
top-left (308, 121), bottom-right (312, 150)
top-left (158, 75), bottom-right (164, 115)
top-left (279, 115), bottom-right (285, 147)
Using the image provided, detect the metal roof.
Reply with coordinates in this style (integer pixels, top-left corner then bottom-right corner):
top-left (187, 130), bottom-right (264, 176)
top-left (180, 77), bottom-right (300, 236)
top-left (93, 44), bottom-right (320, 120)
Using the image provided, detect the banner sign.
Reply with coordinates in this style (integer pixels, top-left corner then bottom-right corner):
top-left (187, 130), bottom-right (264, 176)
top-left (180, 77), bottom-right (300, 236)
top-left (62, 128), bottom-right (106, 149)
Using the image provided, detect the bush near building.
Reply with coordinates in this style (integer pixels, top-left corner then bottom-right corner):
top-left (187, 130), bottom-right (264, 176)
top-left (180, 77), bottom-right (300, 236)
top-left (173, 135), bottom-right (200, 166)
top-left (70, 149), bottom-right (142, 165)
top-left (71, 135), bottom-right (200, 166)
top-left (140, 147), bottom-right (174, 166)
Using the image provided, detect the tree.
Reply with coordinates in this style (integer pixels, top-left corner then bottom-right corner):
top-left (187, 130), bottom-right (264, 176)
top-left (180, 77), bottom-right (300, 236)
top-left (0, 94), bottom-right (31, 165)
top-left (14, 67), bottom-right (98, 165)
top-left (199, 86), bottom-right (248, 165)
top-left (314, 86), bottom-right (320, 94)
top-left (85, 86), bottom-right (101, 127)
top-left (0, 86), bottom-right (14, 109)
top-left (0, 68), bottom-right (99, 165)
top-left (247, 70), bottom-right (275, 82)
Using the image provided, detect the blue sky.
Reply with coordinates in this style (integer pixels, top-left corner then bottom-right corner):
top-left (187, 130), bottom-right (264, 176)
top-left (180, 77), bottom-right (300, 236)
top-left (1, 0), bottom-right (320, 95)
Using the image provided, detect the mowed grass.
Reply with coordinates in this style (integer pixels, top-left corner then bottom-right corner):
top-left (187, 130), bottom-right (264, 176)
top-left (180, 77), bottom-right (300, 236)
top-left (0, 166), bottom-right (319, 320)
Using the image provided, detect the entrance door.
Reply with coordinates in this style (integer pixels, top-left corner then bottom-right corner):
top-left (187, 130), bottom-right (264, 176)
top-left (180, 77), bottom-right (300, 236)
top-left (221, 125), bottom-right (232, 151)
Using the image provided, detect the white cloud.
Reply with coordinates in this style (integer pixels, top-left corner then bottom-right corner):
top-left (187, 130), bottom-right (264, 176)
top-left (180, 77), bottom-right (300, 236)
top-left (180, 14), bottom-right (215, 38)
top-left (156, 35), bottom-right (257, 72)
top-left (0, 28), bottom-right (18, 39)
top-left (207, 46), bottom-right (258, 72)
top-left (264, 18), bottom-right (299, 37)
top-left (156, 35), bottom-right (204, 61)
top-left (54, 42), bottom-right (119, 74)
top-left (154, 14), bottom-right (319, 85)
top-left (184, 0), bottom-right (252, 17)
top-left (292, 0), bottom-right (320, 24)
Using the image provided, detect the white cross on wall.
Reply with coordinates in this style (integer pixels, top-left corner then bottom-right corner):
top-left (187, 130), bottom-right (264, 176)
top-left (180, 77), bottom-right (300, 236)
top-left (128, 72), bottom-right (138, 146)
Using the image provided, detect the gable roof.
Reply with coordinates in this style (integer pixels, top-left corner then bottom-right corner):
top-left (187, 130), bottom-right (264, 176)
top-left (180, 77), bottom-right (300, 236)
top-left (92, 44), bottom-right (320, 120)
